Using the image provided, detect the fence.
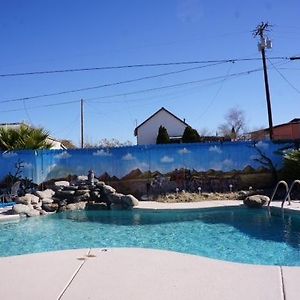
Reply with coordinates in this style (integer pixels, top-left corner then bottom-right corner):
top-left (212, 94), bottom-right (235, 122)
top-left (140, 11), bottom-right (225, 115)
top-left (0, 141), bottom-right (293, 196)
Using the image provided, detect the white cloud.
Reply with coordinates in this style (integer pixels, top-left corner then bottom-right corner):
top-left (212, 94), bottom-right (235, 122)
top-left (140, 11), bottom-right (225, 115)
top-left (178, 148), bottom-right (191, 155)
top-left (161, 155), bottom-right (174, 163)
top-left (122, 153), bottom-right (135, 161)
top-left (2, 152), bottom-right (17, 158)
top-left (23, 162), bottom-right (33, 169)
top-left (208, 146), bottom-right (222, 154)
top-left (54, 151), bottom-right (71, 159)
top-left (92, 149), bottom-right (112, 157)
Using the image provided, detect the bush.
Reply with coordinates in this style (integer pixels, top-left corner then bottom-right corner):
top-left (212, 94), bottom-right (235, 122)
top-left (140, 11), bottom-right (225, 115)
top-left (156, 126), bottom-right (170, 144)
top-left (282, 149), bottom-right (300, 181)
top-left (182, 126), bottom-right (200, 143)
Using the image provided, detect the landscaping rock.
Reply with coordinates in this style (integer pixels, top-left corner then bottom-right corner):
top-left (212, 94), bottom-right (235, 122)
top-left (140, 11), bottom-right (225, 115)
top-left (244, 195), bottom-right (270, 208)
top-left (75, 189), bottom-right (90, 196)
top-left (35, 189), bottom-right (55, 199)
top-left (108, 193), bottom-right (124, 204)
top-left (16, 194), bottom-right (39, 205)
top-left (26, 209), bottom-right (41, 217)
top-left (86, 203), bottom-right (108, 210)
top-left (54, 181), bottom-right (70, 187)
top-left (122, 194), bottom-right (139, 207)
top-left (12, 204), bottom-right (31, 215)
top-left (66, 202), bottom-right (86, 210)
top-left (42, 203), bottom-right (59, 212)
top-left (103, 185), bottom-right (116, 194)
top-left (42, 198), bottom-right (54, 204)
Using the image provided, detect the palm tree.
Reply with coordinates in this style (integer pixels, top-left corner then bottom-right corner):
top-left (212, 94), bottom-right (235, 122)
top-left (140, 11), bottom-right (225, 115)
top-left (0, 125), bottom-right (53, 151)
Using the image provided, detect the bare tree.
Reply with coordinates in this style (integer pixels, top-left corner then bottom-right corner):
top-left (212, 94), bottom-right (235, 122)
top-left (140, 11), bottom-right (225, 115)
top-left (85, 138), bottom-right (133, 148)
top-left (218, 107), bottom-right (246, 139)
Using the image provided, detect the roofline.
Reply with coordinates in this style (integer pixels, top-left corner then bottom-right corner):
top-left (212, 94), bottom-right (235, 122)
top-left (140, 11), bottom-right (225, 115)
top-left (134, 107), bottom-right (189, 136)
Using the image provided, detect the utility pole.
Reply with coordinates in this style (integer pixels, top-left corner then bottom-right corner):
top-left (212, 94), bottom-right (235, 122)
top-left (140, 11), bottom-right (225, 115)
top-left (254, 22), bottom-right (274, 140)
top-left (80, 99), bottom-right (84, 148)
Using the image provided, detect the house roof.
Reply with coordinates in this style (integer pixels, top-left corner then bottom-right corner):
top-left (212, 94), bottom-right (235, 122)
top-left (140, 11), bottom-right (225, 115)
top-left (250, 118), bottom-right (300, 134)
top-left (134, 107), bottom-right (189, 136)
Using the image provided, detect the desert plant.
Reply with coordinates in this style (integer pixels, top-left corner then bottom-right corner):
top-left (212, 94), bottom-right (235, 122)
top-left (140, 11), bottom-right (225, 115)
top-left (0, 125), bottom-right (53, 150)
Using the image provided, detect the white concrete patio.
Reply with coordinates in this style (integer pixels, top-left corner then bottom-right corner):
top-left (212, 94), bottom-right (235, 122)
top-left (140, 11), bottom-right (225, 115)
top-left (1, 247), bottom-right (300, 300)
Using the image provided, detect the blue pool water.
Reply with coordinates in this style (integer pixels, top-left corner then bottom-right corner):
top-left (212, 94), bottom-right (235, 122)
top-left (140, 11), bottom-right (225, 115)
top-left (1, 207), bottom-right (300, 266)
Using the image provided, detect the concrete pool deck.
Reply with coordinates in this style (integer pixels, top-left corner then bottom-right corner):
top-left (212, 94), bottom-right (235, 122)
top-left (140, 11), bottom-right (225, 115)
top-left (1, 199), bottom-right (300, 299)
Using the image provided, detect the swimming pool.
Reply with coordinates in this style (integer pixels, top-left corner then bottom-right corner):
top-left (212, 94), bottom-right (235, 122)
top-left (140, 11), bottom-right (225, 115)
top-left (1, 207), bottom-right (300, 266)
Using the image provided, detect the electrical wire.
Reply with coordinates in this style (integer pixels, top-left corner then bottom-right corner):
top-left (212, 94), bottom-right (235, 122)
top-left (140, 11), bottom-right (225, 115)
top-left (268, 59), bottom-right (300, 94)
top-left (0, 57), bottom-right (288, 78)
top-left (0, 62), bottom-right (227, 104)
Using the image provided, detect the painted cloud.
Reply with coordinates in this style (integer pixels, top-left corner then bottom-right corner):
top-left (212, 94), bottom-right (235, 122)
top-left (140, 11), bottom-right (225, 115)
top-left (54, 151), bottom-right (71, 159)
top-left (161, 155), bottom-right (174, 163)
top-left (178, 148), bottom-right (191, 155)
top-left (208, 146), bottom-right (222, 154)
top-left (122, 153), bottom-right (135, 161)
top-left (93, 149), bottom-right (112, 157)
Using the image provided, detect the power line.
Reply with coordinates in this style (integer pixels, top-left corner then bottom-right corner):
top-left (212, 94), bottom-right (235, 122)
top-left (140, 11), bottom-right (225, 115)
top-left (0, 66), bottom-right (264, 113)
top-left (0, 57), bottom-right (289, 77)
top-left (0, 62), bottom-right (227, 104)
top-left (268, 59), bottom-right (300, 94)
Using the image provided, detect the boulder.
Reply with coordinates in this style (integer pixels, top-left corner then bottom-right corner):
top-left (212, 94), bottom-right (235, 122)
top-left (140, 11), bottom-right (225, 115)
top-left (42, 198), bottom-right (54, 204)
top-left (54, 181), bottom-right (70, 187)
top-left (26, 209), bottom-right (41, 217)
top-left (35, 189), bottom-right (55, 199)
top-left (55, 190), bottom-right (76, 200)
top-left (42, 203), bottom-right (59, 212)
top-left (66, 202), bottom-right (86, 211)
top-left (108, 193), bottom-right (124, 204)
top-left (12, 204), bottom-right (31, 215)
top-left (86, 203), bottom-right (108, 210)
top-left (16, 194), bottom-right (39, 205)
top-left (77, 175), bottom-right (88, 181)
top-left (103, 185), bottom-right (116, 194)
top-left (96, 181), bottom-right (105, 188)
top-left (122, 194), bottom-right (139, 207)
top-left (75, 189), bottom-right (90, 196)
top-left (72, 193), bottom-right (90, 203)
top-left (244, 195), bottom-right (270, 208)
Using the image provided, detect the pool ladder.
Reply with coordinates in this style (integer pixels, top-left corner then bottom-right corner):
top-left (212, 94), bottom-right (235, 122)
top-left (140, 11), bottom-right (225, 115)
top-left (267, 179), bottom-right (300, 208)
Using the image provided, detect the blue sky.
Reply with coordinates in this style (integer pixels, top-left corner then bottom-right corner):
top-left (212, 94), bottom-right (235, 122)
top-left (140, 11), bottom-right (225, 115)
top-left (0, 0), bottom-right (299, 146)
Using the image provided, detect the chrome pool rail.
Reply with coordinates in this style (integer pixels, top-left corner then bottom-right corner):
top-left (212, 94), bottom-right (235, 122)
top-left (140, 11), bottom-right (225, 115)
top-left (281, 179), bottom-right (300, 208)
top-left (267, 180), bottom-right (290, 207)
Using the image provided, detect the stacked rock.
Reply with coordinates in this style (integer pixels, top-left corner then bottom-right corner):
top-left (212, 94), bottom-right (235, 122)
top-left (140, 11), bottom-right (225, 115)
top-left (11, 175), bottom-right (139, 217)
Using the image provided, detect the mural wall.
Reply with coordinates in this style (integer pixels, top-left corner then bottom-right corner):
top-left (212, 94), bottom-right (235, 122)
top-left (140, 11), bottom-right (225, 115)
top-left (0, 141), bottom-right (292, 196)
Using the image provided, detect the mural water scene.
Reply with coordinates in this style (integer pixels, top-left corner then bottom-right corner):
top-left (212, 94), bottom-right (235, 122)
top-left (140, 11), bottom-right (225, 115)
top-left (0, 141), bottom-right (293, 196)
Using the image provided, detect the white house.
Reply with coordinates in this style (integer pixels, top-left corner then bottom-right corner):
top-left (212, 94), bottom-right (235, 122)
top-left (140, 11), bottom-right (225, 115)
top-left (0, 122), bottom-right (67, 150)
top-left (134, 107), bottom-right (189, 145)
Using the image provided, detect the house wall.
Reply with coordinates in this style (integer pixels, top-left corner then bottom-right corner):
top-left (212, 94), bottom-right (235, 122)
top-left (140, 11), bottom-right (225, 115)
top-left (273, 123), bottom-right (300, 140)
top-left (137, 110), bottom-right (187, 145)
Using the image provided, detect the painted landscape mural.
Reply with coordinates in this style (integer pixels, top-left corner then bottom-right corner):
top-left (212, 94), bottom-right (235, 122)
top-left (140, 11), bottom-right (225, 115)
top-left (0, 141), bottom-right (293, 197)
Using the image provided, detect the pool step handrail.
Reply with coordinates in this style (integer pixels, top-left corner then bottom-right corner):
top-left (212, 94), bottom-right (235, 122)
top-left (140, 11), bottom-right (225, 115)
top-left (268, 180), bottom-right (290, 207)
top-left (281, 179), bottom-right (300, 208)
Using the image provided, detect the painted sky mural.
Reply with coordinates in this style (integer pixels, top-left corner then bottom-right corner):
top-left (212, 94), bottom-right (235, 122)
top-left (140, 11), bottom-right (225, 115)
top-left (0, 141), bottom-right (292, 185)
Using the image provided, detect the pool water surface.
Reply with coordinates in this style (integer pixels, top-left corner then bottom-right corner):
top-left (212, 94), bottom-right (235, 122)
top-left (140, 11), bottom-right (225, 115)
top-left (1, 207), bottom-right (300, 266)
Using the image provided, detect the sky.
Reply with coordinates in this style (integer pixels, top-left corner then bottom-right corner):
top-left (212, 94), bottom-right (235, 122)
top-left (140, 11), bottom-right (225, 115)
top-left (0, 0), bottom-right (299, 146)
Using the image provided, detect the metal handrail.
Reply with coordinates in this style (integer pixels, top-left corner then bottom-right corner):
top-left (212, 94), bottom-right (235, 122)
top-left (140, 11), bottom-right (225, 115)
top-left (281, 179), bottom-right (300, 208)
top-left (267, 180), bottom-right (290, 207)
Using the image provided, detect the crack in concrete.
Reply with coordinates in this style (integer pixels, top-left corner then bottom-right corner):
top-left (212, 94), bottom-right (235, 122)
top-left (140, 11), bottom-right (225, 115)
top-left (280, 266), bottom-right (286, 300)
top-left (57, 249), bottom-right (91, 300)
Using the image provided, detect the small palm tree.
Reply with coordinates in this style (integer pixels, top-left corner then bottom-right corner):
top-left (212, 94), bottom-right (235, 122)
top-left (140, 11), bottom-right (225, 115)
top-left (0, 125), bottom-right (53, 151)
